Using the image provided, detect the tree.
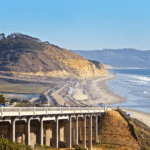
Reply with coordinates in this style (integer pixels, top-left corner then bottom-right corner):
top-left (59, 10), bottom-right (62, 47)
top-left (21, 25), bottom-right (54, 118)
top-left (0, 94), bottom-right (5, 103)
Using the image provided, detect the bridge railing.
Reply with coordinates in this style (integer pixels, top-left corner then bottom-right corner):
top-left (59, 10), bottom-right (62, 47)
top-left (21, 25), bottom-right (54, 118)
top-left (0, 107), bottom-right (109, 117)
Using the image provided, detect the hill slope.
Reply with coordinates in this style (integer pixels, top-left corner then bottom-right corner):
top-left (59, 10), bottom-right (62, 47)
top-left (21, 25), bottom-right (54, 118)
top-left (98, 110), bottom-right (141, 150)
top-left (0, 33), bottom-right (107, 78)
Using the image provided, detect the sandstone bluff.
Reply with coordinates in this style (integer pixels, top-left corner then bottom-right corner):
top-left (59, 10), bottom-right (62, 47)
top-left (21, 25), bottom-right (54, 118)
top-left (0, 33), bottom-right (107, 78)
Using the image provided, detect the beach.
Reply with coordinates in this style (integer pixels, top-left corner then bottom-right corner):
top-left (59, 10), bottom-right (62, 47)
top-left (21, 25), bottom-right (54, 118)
top-left (87, 74), bottom-right (127, 105)
top-left (122, 109), bottom-right (150, 127)
top-left (72, 74), bottom-right (150, 127)
top-left (73, 74), bottom-right (126, 105)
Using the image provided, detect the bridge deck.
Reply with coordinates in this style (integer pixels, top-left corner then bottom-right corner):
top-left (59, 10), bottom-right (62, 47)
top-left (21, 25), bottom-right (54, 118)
top-left (0, 107), bottom-right (108, 117)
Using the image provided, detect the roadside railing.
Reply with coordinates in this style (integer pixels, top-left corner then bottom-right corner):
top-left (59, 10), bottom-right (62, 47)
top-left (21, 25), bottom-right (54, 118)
top-left (0, 106), bottom-right (109, 117)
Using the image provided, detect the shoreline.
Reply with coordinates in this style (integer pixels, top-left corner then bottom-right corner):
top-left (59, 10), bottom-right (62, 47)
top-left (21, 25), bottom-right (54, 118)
top-left (93, 74), bottom-right (150, 127)
top-left (74, 74), bottom-right (150, 127)
top-left (86, 74), bottom-right (127, 105)
top-left (121, 108), bottom-right (150, 127)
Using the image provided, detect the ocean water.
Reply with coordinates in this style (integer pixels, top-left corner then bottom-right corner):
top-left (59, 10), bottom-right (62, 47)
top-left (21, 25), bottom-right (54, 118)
top-left (106, 69), bottom-right (150, 113)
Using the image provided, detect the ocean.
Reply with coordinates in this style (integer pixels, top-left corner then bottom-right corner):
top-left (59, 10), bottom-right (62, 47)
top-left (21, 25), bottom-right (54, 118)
top-left (106, 69), bottom-right (150, 113)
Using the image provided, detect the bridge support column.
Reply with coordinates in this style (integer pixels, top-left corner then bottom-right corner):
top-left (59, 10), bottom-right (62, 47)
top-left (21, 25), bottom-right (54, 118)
top-left (52, 115), bottom-right (59, 148)
top-left (26, 117), bottom-right (31, 145)
top-left (76, 115), bottom-right (78, 145)
top-left (40, 116), bottom-right (43, 145)
top-left (10, 117), bottom-right (16, 142)
top-left (45, 127), bottom-right (50, 146)
top-left (56, 115), bottom-right (59, 148)
top-left (88, 114), bottom-right (92, 150)
top-left (94, 115), bottom-right (98, 144)
top-left (83, 115), bottom-right (86, 149)
top-left (68, 115), bottom-right (72, 148)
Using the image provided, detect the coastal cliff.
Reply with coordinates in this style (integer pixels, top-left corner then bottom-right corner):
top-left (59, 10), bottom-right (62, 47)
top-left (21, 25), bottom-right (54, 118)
top-left (0, 33), bottom-right (107, 78)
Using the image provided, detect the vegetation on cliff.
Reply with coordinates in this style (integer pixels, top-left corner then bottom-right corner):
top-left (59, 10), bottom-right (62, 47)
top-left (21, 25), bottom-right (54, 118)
top-left (0, 33), bottom-right (107, 78)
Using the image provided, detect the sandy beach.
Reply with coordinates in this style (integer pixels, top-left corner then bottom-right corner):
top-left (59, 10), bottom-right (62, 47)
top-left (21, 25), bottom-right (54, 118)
top-left (87, 74), bottom-right (127, 105)
top-left (72, 74), bottom-right (126, 106)
top-left (121, 108), bottom-right (150, 127)
top-left (88, 75), bottom-right (150, 127)
top-left (72, 74), bottom-right (150, 127)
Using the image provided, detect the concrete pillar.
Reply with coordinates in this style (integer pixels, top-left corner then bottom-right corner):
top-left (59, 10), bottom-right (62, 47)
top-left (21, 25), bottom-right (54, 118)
top-left (64, 121), bottom-right (68, 147)
top-left (46, 128), bottom-right (50, 146)
top-left (94, 115), bottom-right (98, 144)
top-left (22, 133), bottom-right (25, 144)
top-left (78, 126), bottom-right (81, 142)
top-left (83, 115), bottom-right (86, 149)
top-left (55, 115), bottom-right (59, 148)
top-left (52, 116), bottom-right (59, 148)
top-left (88, 114), bottom-right (92, 150)
top-left (26, 117), bottom-right (31, 145)
top-left (60, 127), bottom-right (64, 141)
top-left (68, 115), bottom-right (72, 148)
top-left (10, 117), bottom-right (16, 142)
top-left (76, 115), bottom-right (78, 145)
top-left (40, 116), bottom-right (43, 145)
top-left (50, 129), bottom-right (52, 146)
top-left (72, 128), bottom-right (75, 147)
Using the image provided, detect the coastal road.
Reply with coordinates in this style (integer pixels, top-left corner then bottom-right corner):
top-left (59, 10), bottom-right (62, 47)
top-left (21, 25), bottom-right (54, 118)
top-left (43, 86), bottom-right (58, 106)
top-left (51, 83), bottom-right (80, 106)
top-left (51, 84), bottom-right (70, 106)
top-left (65, 95), bottom-right (80, 106)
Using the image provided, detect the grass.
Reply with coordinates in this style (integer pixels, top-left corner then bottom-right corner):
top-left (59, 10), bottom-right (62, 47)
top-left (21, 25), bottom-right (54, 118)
top-left (0, 83), bottom-right (50, 94)
top-left (34, 145), bottom-right (55, 150)
top-left (15, 102), bottom-right (37, 107)
top-left (94, 143), bottom-right (118, 150)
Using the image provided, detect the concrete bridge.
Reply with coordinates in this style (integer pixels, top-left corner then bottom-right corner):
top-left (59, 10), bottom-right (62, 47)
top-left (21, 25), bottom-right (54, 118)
top-left (0, 106), bottom-right (110, 149)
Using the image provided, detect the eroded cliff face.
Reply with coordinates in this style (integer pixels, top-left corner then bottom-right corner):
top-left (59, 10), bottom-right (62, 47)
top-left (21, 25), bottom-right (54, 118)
top-left (7, 47), bottom-right (108, 79)
top-left (0, 33), bottom-right (108, 79)
top-left (58, 58), bottom-right (108, 78)
top-left (15, 58), bottom-right (108, 79)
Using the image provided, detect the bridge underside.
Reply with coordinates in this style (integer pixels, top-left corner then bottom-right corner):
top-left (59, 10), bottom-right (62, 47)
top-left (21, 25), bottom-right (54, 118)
top-left (0, 114), bottom-right (104, 150)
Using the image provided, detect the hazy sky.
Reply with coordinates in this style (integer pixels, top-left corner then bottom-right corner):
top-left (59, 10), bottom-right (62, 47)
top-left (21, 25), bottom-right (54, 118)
top-left (1, 0), bottom-right (150, 50)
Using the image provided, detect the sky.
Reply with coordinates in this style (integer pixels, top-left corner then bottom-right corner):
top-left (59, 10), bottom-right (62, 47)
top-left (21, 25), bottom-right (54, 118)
top-left (1, 0), bottom-right (150, 50)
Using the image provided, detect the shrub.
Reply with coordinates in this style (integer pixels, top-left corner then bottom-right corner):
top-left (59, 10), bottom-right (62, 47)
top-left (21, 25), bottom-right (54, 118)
top-left (0, 137), bottom-right (32, 150)
top-left (0, 94), bottom-right (6, 103)
top-left (75, 145), bottom-right (86, 150)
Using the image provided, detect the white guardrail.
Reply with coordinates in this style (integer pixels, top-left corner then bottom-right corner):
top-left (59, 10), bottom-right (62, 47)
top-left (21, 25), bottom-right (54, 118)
top-left (0, 107), bottom-right (110, 117)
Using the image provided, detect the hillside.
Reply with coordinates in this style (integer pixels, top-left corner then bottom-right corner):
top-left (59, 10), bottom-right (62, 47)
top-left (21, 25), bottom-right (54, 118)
top-left (98, 110), bottom-right (141, 150)
top-left (72, 49), bottom-right (150, 68)
top-left (94, 109), bottom-right (150, 150)
top-left (0, 33), bottom-right (107, 78)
